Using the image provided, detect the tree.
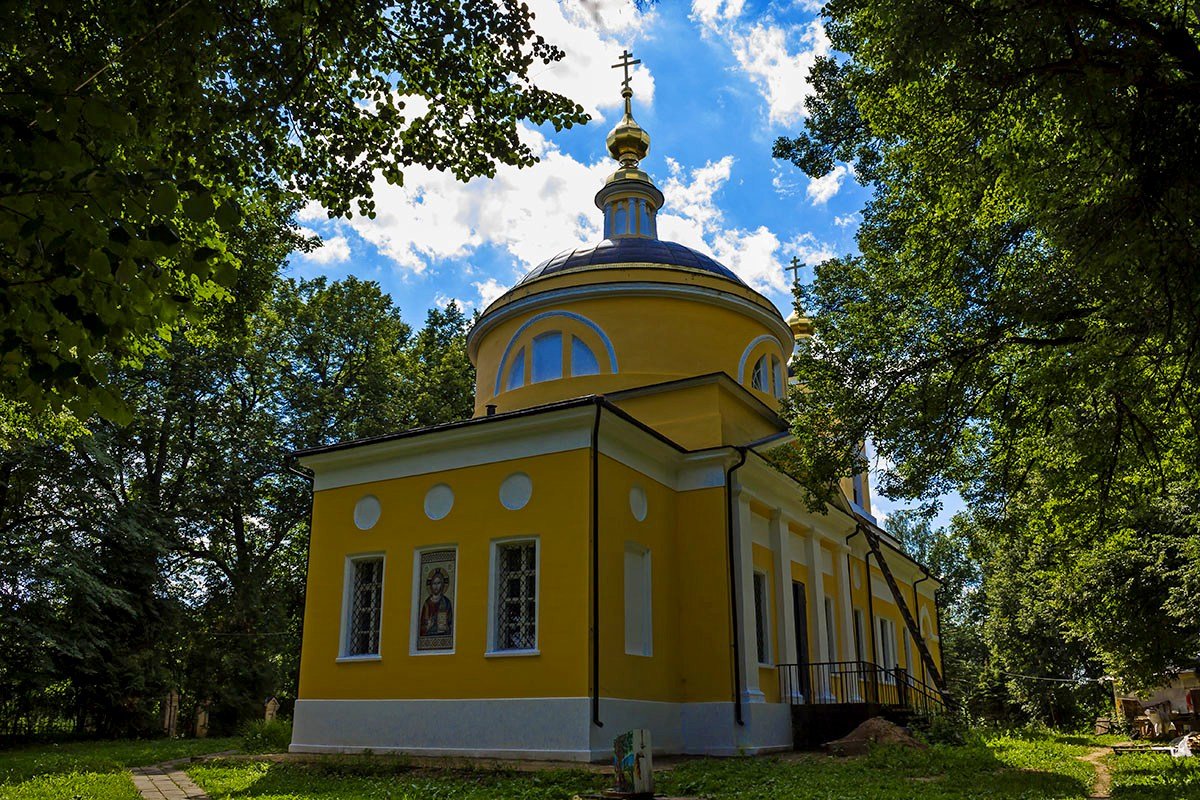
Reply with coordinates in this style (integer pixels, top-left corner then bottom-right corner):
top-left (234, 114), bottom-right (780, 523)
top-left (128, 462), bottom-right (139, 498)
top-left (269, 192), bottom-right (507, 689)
top-left (402, 302), bottom-right (477, 428)
top-left (773, 0), bottom-right (1200, 684)
top-left (1, 0), bottom-right (587, 423)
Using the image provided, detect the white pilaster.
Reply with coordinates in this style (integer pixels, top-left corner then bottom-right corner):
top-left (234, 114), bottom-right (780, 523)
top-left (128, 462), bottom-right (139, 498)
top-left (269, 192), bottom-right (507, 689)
top-left (733, 491), bottom-right (762, 702)
top-left (807, 533), bottom-right (829, 662)
top-left (769, 511), bottom-right (796, 701)
top-left (833, 540), bottom-right (861, 701)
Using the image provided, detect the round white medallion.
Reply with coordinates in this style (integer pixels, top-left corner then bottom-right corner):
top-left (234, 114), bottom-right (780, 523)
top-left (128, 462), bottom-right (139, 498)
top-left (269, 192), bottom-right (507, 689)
top-left (629, 485), bottom-right (648, 522)
top-left (499, 472), bottom-right (533, 511)
top-left (424, 484), bottom-right (454, 520)
top-left (353, 494), bottom-right (381, 530)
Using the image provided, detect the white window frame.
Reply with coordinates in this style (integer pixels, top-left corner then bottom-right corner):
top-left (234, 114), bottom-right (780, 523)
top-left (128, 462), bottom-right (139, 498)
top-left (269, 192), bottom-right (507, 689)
top-left (409, 544), bottom-right (458, 656)
top-left (486, 536), bottom-right (541, 657)
top-left (852, 608), bottom-right (865, 663)
top-left (751, 355), bottom-right (769, 393)
top-left (878, 617), bottom-right (898, 679)
top-left (624, 542), bottom-right (653, 657)
top-left (753, 570), bottom-right (772, 666)
top-left (338, 552), bottom-right (386, 662)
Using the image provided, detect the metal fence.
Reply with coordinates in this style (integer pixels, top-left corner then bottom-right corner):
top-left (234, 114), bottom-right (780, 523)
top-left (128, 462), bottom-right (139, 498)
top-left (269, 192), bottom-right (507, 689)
top-left (0, 686), bottom-right (82, 740)
top-left (778, 660), bottom-right (945, 714)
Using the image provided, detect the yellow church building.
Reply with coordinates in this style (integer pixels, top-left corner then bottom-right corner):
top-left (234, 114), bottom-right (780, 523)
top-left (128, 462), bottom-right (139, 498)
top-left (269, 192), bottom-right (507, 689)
top-left (289, 67), bottom-right (945, 760)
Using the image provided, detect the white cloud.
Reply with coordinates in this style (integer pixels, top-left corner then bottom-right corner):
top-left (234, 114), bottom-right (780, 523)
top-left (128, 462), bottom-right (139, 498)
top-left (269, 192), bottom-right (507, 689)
top-left (691, 0), bottom-right (744, 28)
top-left (433, 292), bottom-right (474, 314)
top-left (658, 157), bottom-right (790, 296)
top-left (522, 0), bottom-right (655, 120)
top-left (834, 212), bottom-right (862, 229)
top-left (337, 124), bottom-right (610, 276)
top-left (806, 163), bottom-right (848, 205)
top-left (296, 231), bottom-right (352, 265)
top-left (729, 20), bottom-right (831, 126)
top-left (785, 231), bottom-right (835, 266)
top-left (473, 278), bottom-right (510, 309)
top-left (691, 0), bottom-right (831, 127)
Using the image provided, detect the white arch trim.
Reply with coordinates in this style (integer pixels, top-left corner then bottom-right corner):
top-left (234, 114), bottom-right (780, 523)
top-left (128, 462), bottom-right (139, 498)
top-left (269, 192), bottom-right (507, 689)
top-left (918, 606), bottom-right (938, 641)
top-left (493, 310), bottom-right (619, 395)
top-left (737, 335), bottom-right (784, 385)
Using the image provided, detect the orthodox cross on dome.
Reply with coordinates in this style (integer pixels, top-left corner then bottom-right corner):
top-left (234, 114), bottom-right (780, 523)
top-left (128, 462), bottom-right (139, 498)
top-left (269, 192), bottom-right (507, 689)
top-left (786, 256), bottom-right (803, 284)
top-left (612, 49), bottom-right (641, 95)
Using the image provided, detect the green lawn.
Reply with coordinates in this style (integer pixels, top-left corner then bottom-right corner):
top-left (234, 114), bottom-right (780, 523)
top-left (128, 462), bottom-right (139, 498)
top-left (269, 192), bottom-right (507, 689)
top-left (185, 730), bottom-right (1197, 800)
top-left (1109, 749), bottom-right (1200, 799)
top-left (0, 737), bottom-right (239, 800)
top-left (6, 731), bottom-right (1200, 800)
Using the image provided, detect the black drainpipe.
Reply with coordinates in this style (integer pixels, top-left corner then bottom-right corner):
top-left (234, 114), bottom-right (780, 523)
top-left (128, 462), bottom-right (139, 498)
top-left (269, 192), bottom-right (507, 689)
top-left (590, 399), bottom-right (604, 729)
top-left (913, 568), bottom-right (931, 685)
top-left (725, 446), bottom-right (748, 727)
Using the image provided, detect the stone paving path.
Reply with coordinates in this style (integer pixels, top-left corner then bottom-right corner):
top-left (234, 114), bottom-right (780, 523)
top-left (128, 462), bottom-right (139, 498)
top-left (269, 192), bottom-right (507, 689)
top-left (131, 758), bottom-right (216, 800)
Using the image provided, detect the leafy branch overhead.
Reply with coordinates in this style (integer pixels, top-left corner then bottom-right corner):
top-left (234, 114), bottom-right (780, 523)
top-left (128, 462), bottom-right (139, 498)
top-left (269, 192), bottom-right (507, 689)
top-left (773, 0), bottom-right (1200, 684)
top-left (0, 0), bottom-right (588, 423)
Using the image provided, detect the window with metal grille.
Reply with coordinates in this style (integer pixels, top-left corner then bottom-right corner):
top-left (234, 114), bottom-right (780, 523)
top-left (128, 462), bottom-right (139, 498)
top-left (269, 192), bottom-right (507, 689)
top-left (753, 571), bottom-right (770, 664)
top-left (346, 557), bottom-right (384, 656)
top-left (494, 540), bottom-right (537, 651)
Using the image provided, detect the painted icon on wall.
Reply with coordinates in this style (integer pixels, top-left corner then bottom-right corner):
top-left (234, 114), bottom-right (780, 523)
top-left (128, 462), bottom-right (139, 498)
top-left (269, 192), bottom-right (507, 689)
top-left (417, 548), bottom-right (455, 651)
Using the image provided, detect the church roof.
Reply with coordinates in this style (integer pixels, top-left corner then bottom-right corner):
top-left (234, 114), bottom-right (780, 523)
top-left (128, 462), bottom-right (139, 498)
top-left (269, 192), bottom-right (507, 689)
top-left (517, 237), bottom-right (747, 288)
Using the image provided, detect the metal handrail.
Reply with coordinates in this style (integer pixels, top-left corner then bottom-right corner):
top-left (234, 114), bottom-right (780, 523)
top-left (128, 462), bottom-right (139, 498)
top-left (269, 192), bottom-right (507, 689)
top-left (778, 660), bottom-right (945, 713)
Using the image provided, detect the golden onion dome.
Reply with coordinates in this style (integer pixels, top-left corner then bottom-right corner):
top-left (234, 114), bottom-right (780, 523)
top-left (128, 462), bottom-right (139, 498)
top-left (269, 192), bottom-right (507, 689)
top-left (606, 88), bottom-right (651, 169)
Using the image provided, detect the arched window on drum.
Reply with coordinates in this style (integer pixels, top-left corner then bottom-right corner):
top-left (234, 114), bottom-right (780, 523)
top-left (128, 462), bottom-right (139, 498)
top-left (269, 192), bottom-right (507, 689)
top-left (494, 311), bottom-right (617, 394)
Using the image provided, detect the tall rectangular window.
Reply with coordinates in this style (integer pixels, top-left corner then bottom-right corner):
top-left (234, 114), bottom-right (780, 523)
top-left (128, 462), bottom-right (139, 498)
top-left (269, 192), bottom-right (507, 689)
top-left (344, 556), bottom-right (384, 657)
top-left (753, 571), bottom-right (771, 664)
top-left (624, 543), bottom-right (653, 656)
top-left (824, 597), bottom-right (837, 661)
top-left (493, 540), bottom-right (538, 651)
top-left (853, 608), bottom-right (865, 662)
top-left (879, 617), bottom-right (898, 669)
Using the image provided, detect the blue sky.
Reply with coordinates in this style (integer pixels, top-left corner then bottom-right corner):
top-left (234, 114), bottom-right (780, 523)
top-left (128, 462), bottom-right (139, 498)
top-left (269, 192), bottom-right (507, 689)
top-left (289, 0), bottom-right (963, 528)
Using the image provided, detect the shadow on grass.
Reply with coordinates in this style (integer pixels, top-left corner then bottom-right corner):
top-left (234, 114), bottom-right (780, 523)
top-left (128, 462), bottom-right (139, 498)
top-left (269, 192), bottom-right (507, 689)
top-left (659, 742), bottom-right (1092, 799)
top-left (192, 760), bottom-right (609, 800)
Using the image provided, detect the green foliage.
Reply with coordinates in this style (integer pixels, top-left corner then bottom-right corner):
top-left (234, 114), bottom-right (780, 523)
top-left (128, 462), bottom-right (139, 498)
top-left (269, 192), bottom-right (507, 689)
top-left (238, 720), bottom-right (292, 755)
top-left (0, 0), bottom-right (586, 425)
top-left (0, 229), bottom-right (478, 734)
top-left (774, 0), bottom-right (1200, 689)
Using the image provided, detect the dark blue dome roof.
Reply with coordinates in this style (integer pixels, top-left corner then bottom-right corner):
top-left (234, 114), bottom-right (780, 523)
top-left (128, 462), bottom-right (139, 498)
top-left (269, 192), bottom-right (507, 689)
top-left (517, 238), bottom-right (747, 287)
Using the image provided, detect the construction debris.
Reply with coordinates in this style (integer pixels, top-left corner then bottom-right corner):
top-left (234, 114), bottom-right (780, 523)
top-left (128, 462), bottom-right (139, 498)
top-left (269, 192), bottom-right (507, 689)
top-left (1170, 732), bottom-right (1200, 758)
top-left (825, 717), bottom-right (927, 757)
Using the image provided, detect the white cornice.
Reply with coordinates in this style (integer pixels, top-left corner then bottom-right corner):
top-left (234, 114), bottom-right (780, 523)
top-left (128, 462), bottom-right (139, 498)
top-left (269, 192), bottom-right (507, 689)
top-left (467, 281), bottom-right (792, 361)
top-left (299, 404), bottom-right (737, 493)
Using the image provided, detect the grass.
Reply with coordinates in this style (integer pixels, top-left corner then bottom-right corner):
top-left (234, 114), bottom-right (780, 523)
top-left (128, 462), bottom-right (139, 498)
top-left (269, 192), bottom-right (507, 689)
top-left (189, 759), bottom-right (609, 800)
top-left (1109, 749), bottom-right (1200, 799)
top-left (0, 737), bottom-right (239, 800)
top-left (185, 730), bottom-right (1134, 800)
top-left (7, 729), bottom-right (1200, 800)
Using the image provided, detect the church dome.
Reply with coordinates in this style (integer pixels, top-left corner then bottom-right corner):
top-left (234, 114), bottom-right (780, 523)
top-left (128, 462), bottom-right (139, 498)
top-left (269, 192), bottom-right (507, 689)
top-left (517, 238), bottom-right (748, 288)
top-left (467, 58), bottom-right (792, 419)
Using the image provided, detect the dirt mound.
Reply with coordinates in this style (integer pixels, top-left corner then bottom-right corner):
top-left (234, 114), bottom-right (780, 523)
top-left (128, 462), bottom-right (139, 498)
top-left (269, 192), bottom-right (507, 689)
top-left (825, 717), bottom-right (927, 757)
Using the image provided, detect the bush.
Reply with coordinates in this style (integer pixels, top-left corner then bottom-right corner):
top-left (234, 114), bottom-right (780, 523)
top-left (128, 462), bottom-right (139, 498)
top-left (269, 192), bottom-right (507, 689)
top-left (910, 711), bottom-right (970, 745)
top-left (240, 719), bottom-right (292, 753)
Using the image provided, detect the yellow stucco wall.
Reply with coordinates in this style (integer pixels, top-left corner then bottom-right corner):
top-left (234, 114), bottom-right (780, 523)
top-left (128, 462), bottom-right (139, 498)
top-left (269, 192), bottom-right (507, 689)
top-left (297, 450), bottom-right (591, 700)
top-left (674, 487), bottom-right (735, 702)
